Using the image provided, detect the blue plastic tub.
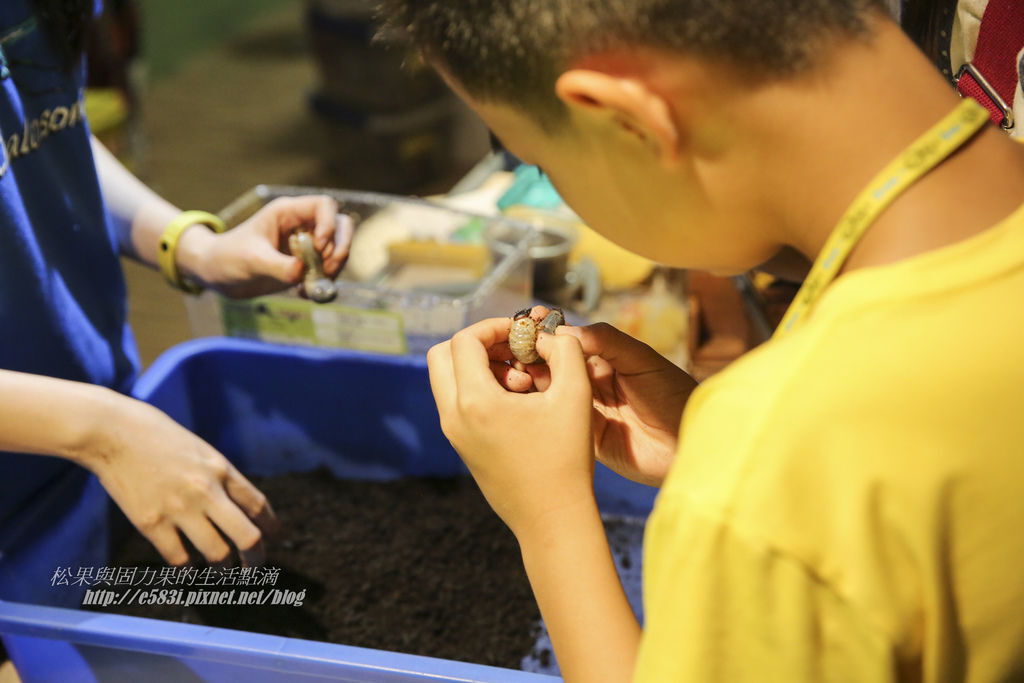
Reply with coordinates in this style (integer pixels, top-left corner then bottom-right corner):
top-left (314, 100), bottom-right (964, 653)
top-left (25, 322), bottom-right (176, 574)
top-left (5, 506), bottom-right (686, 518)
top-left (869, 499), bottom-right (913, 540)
top-left (0, 338), bottom-right (656, 681)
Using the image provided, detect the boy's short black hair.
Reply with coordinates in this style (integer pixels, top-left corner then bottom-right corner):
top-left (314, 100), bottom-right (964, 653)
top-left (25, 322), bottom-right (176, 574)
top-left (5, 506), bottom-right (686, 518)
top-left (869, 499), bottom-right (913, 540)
top-left (379, 0), bottom-right (885, 129)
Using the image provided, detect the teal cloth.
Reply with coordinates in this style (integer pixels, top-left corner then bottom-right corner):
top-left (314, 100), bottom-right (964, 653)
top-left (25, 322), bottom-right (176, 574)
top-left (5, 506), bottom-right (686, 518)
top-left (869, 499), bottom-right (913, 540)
top-left (497, 164), bottom-right (566, 211)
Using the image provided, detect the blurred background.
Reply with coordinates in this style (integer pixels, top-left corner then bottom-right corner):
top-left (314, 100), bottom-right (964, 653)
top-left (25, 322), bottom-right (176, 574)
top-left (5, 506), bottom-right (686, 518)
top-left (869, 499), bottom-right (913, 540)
top-left (92, 0), bottom-right (492, 366)
top-left (87, 0), bottom-right (782, 379)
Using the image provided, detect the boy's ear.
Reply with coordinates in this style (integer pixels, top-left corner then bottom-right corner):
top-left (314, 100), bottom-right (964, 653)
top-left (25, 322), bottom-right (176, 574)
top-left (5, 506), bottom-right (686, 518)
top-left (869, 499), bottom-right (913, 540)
top-left (554, 69), bottom-right (681, 168)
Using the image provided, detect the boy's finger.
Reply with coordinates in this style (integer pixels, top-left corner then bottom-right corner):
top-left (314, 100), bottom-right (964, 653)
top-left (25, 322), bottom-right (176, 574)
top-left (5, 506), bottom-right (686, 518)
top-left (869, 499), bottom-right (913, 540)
top-left (586, 355), bottom-right (618, 406)
top-left (448, 316), bottom-right (521, 395)
top-left (459, 316), bottom-right (516, 348)
top-left (525, 362), bottom-right (552, 392)
top-left (535, 332), bottom-right (590, 400)
top-left (491, 361), bottom-right (533, 392)
top-left (556, 322), bottom-right (663, 374)
top-left (528, 304), bottom-right (552, 321)
top-left (450, 325), bottom-right (505, 397)
top-left (426, 341), bottom-right (458, 412)
top-left (585, 354), bottom-right (613, 381)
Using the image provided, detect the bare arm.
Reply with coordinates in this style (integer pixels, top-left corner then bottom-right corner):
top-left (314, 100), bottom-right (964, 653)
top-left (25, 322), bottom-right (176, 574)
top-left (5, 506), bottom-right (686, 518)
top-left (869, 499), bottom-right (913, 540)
top-left (90, 134), bottom-right (180, 267)
top-left (90, 135), bottom-right (350, 297)
top-left (427, 319), bottom-right (642, 681)
top-left (0, 367), bottom-right (277, 566)
top-left (518, 500), bottom-right (641, 682)
top-left (0, 367), bottom-right (114, 462)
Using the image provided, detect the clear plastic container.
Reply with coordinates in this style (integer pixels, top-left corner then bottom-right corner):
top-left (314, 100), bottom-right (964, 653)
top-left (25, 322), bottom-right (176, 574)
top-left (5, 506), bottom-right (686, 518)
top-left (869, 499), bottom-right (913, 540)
top-left (185, 185), bottom-right (538, 354)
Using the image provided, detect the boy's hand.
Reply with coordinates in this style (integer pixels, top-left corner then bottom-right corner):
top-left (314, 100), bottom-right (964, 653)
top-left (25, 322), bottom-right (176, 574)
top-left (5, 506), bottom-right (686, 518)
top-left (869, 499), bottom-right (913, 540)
top-left (177, 195), bottom-right (352, 299)
top-left (427, 317), bottom-right (596, 538)
top-left (529, 323), bottom-right (696, 487)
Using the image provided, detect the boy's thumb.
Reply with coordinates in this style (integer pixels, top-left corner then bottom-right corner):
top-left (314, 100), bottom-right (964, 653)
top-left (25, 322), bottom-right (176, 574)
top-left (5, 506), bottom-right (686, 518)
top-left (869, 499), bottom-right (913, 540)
top-left (537, 333), bottom-right (589, 400)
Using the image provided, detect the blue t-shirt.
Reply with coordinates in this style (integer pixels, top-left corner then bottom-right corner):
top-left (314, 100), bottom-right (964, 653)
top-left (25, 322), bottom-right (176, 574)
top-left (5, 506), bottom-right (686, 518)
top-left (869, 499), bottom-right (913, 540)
top-left (0, 4), bottom-right (137, 390)
top-left (0, 2), bottom-right (139, 602)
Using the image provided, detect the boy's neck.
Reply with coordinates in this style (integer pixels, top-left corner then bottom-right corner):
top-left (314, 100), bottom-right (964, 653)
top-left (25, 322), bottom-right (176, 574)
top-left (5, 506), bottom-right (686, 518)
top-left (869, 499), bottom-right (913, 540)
top-left (724, 15), bottom-right (1024, 275)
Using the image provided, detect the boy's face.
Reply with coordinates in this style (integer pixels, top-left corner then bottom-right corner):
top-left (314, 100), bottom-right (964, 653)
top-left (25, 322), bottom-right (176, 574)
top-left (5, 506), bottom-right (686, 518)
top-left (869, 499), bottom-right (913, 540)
top-left (444, 72), bottom-right (781, 274)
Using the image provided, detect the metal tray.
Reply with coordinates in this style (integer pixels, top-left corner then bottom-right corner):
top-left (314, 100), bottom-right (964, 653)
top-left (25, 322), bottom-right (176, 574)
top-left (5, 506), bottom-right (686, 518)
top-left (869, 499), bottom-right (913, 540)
top-left (185, 185), bottom-right (538, 355)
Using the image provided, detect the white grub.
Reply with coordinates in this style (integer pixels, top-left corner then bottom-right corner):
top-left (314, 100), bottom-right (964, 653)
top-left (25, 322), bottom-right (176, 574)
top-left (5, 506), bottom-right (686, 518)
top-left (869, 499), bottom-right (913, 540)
top-left (508, 307), bottom-right (565, 364)
top-left (509, 314), bottom-right (540, 364)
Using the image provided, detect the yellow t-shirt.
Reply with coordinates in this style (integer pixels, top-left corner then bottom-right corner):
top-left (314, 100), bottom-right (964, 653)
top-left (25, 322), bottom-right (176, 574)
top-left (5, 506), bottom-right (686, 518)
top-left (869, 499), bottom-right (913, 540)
top-left (635, 202), bottom-right (1024, 681)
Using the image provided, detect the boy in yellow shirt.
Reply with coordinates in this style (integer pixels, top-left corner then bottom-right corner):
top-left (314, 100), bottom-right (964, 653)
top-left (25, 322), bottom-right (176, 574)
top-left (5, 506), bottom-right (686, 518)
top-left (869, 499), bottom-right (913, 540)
top-left (382, 0), bottom-right (1024, 679)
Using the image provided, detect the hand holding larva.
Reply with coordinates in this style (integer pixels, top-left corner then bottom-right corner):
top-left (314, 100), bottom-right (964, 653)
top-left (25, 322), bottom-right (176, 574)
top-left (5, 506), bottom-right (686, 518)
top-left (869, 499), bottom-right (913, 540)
top-left (509, 306), bottom-right (566, 364)
top-left (288, 229), bottom-right (338, 303)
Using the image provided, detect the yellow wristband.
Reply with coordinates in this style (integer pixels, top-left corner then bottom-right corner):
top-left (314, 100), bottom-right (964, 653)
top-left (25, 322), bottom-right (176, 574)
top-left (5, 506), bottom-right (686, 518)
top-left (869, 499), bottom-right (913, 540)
top-left (157, 210), bottom-right (227, 294)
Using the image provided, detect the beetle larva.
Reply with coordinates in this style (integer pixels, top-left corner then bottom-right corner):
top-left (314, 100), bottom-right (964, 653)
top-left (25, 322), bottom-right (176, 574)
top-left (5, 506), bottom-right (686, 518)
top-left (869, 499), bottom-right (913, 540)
top-left (508, 307), bottom-right (565, 364)
top-left (509, 309), bottom-right (540, 364)
top-left (288, 230), bottom-right (338, 304)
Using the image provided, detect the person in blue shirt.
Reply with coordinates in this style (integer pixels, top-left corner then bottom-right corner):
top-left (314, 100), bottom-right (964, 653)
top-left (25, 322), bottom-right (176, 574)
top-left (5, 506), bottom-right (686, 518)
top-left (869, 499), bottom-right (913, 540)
top-left (0, 0), bottom-right (349, 572)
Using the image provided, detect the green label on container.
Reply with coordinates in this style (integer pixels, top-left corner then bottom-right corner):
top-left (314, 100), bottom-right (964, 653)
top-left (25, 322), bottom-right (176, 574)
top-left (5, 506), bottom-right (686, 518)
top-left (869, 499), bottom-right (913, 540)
top-left (220, 296), bottom-right (407, 355)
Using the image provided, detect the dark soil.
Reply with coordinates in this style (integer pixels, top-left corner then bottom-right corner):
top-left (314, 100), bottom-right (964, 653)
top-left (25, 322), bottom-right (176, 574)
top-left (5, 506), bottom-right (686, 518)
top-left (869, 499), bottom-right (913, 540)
top-left (102, 470), bottom-right (541, 669)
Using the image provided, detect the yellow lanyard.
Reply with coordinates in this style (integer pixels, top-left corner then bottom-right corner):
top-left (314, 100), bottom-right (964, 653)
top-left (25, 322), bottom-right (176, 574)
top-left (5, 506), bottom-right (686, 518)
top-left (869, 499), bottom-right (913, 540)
top-left (774, 98), bottom-right (990, 339)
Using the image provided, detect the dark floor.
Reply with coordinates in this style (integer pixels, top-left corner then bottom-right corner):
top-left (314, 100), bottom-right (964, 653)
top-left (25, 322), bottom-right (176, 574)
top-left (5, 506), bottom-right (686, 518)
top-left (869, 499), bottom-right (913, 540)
top-left (124, 4), bottom-right (488, 367)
